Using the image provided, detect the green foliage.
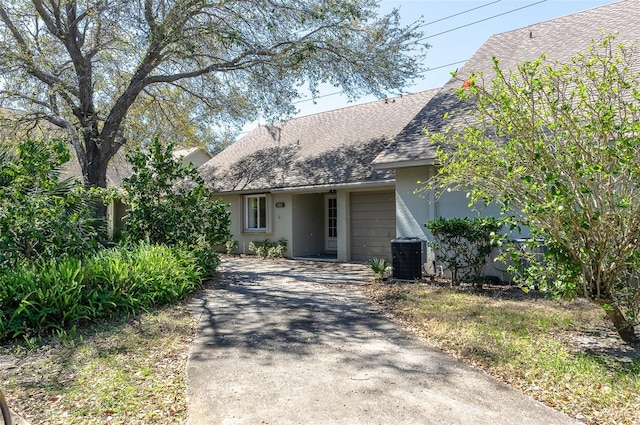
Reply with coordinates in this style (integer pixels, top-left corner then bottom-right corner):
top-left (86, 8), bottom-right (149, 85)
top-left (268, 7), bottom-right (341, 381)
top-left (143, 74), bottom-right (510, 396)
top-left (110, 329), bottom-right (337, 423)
top-left (429, 35), bottom-right (640, 343)
top-left (225, 239), bottom-right (239, 255)
top-left (0, 139), bottom-right (105, 268)
top-left (248, 238), bottom-right (288, 258)
top-left (189, 238), bottom-right (222, 278)
top-left (0, 1), bottom-right (425, 191)
top-left (122, 137), bottom-right (231, 255)
top-left (366, 257), bottom-right (390, 281)
top-left (0, 243), bottom-right (203, 341)
top-left (425, 217), bottom-right (502, 286)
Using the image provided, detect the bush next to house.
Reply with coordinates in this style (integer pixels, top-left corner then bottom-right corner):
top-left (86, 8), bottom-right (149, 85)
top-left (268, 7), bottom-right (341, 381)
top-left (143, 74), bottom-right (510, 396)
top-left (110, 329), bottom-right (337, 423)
top-left (0, 139), bottom-right (105, 268)
top-left (0, 243), bottom-right (204, 341)
top-left (425, 217), bottom-right (502, 286)
top-left (225, 239), bottom-right (239, 255)
top-left (427, 37), bottom-right (640, 344)
top-left (121, 137), bottom-right (231, 275)
top-left (0, 138), bottom-right (221, 342)
top-left (249, 238), bottom-right (288, 258)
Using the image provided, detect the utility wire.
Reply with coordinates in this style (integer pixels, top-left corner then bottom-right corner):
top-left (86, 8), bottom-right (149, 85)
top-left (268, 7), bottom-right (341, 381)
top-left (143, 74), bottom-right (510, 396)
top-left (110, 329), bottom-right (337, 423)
top-left (418, 0), bottom-right (547, 41)
top-left (416, 0), bottom-right (502, 28)
top-left (239, 1), bottom-right (548, 134)
top-left (294, 1), bottom-right (547, 106)
top-left (232, 59), bottom-right (469, 136)
top-left (292, 59), bottom-right (467, 106)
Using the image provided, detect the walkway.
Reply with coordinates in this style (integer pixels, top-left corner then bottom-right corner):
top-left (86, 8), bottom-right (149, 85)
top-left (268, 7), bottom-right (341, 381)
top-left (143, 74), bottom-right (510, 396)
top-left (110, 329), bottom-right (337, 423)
top-left (186, 257), bottom-right (579, 425)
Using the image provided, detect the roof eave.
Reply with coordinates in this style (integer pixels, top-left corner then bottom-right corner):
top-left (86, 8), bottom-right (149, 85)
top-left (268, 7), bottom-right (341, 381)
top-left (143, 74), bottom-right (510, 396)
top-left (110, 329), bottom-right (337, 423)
top-left (211, 179), bottom-right (396, 196)
top-left (372, 158), bottom-right (439, 170)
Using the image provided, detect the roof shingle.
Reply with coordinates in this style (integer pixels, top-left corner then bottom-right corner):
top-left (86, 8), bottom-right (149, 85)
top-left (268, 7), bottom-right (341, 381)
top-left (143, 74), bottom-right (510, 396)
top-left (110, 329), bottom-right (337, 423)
top-left (202, 89), bottom-right (439, 193)
top-left (373, 0), bottom-right (638, 167)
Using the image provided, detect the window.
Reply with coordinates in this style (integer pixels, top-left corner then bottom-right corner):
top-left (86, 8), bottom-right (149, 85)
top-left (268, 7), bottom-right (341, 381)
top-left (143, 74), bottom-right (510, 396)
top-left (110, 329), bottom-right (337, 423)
top-left (327, 197), bottom-right (337, 238)
top-left (244, 194), bottom-right (269, 232)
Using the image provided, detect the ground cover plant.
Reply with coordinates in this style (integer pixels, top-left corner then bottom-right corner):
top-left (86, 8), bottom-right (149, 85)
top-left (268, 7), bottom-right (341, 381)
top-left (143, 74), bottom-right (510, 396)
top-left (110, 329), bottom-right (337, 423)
top-left (248, 238), bottom-right (288, 258)
top-left (0, 243), bottom-right (204, 341)
top-left (0, 302), bottom-right (199, 425)
top-left (364, 281), bottom-right (640, 425)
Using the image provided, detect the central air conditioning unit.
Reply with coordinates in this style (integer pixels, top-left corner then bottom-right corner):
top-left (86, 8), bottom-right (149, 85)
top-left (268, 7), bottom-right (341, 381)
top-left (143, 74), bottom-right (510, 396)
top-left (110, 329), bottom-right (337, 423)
top-left (391, 237), bottom-right (424, 281)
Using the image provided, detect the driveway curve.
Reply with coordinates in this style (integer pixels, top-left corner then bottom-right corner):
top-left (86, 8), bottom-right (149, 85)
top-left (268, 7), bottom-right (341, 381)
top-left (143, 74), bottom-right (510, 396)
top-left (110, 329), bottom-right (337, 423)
top-left (186, 256), bottom-right (578, 425)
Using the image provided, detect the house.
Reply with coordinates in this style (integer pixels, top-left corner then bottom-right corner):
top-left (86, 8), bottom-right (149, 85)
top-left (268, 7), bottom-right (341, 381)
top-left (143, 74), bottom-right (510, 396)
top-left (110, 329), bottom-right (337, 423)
top-left (199, 90), bottom-right (438, 262)
top-left (202, 0), bottom-right (638, 274)
top-left (373, 0), bottom-right (638, 276)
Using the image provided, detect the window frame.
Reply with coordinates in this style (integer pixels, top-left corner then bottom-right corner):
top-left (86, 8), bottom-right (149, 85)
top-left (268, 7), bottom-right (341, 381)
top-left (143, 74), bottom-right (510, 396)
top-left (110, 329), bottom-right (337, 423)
top-left (243, 194), bottom-right (270, 233)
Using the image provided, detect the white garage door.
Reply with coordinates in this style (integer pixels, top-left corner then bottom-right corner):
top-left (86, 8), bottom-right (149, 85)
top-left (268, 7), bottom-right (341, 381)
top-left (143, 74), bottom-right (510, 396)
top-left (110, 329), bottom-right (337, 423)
top-left (350, 191), bottom-right (396, 262)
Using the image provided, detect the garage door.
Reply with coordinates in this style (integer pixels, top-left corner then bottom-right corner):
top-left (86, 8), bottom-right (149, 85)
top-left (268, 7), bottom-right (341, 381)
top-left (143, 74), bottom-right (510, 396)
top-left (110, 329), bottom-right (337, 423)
top-left (350, 191), bottom-right (396, 262)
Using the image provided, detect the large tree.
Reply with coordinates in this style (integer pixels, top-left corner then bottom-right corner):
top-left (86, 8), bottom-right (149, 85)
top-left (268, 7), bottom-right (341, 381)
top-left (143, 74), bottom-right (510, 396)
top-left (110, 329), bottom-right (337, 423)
top-left (431, 35), bottom-right (640, 346)
top-left (0, 0), bottom-right (425, 191)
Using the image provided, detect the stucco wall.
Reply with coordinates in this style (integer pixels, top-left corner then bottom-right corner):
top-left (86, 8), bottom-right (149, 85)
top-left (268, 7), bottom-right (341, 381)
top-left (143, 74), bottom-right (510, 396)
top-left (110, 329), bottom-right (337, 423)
top-left (217, 193), bottom-right (293, 257)
top-left (395, 166), bottom-right (434, 240)
top-left (395, 165), bottom-right (518, 281)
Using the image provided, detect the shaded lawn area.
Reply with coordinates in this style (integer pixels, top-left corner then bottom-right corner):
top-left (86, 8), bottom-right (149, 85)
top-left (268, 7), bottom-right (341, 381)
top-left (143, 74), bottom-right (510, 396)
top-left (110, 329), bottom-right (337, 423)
top-left (0, 303), bottom-right (198, 425)
top-left (364, 281), bottom-right (640, 425)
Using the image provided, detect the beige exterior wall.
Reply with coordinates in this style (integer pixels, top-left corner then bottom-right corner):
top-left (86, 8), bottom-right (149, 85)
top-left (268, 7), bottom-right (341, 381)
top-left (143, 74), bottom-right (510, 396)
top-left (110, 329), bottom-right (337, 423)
top-left (395, 165), bottom-right (517, 280)
top-left (218, 193), bottom-right (294, 257)
top-left (218, 184), bottom-right (395, 262)
top-left (181, 150), bottom-right (212, 168)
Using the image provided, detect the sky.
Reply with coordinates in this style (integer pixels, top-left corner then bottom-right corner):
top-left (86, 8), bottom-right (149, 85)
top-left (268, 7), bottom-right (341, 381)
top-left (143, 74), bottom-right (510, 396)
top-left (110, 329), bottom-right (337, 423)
top-left (303, 0), bottom-right (616, 114)
top-left (243, 0), bottom-right (616, 134)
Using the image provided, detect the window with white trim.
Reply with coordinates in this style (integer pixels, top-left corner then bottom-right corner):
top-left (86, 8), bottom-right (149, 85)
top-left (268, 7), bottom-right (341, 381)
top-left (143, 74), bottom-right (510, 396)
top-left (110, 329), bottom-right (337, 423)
top-left (244, 194), bottom-right (269, 232)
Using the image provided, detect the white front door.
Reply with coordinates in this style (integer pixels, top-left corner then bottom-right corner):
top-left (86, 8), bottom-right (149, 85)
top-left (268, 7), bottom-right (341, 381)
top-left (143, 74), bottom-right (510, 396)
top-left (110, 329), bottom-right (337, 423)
top-left (325, 195), bottom-right (338, 252)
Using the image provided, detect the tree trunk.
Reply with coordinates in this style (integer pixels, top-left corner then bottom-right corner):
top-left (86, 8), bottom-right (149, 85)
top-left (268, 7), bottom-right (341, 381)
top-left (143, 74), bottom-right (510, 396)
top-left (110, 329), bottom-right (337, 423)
top-left (81, 134), bottom-right (111, 220)
top-left (594, 300), bottom-right (640, 346)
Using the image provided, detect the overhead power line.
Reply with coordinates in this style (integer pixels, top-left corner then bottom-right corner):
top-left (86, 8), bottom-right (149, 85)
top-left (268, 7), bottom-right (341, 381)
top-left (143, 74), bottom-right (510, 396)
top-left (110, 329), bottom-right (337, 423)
top-left (418, 0), bottom-right (547, 41)
top-left (417, 0), bottom-right (502, 28)
top-left (237, 0), bottom-right (549, 135)
top-left (291, 59), bottom-right (467, 106)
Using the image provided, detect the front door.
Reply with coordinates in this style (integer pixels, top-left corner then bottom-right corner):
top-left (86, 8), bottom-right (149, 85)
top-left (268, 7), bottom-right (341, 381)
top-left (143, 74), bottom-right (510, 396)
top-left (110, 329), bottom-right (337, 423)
top-left (325, 195), bottom-right (337, 252)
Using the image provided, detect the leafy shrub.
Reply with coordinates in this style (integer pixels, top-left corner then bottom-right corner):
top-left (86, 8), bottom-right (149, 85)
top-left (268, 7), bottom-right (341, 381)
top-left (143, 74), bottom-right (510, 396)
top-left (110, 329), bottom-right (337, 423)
top-left (121, 137), bottom-right (231, 252)
top-left (249, 238), bottom-right (288, 258)
top-left (0, 139), bottom-right (105, 268)
top-left (0, 243), bottom-right (203, 341)
top-left (425, 217), bottom-right (502, 286)
top-left (189, 237), bottom-right (221, 278)
top-left (86, 243), bottom-right (202, 310)
top-left (225, 239), bottom-right (239, 255)
top-left (366, 257), bottom-right (390, 281)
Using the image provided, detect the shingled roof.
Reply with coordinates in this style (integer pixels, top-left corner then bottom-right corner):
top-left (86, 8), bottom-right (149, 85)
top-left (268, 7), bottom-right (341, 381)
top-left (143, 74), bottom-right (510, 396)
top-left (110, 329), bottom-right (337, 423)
top-left (373, 0), bottom-right (638, 169)
top-left (201, 89), bottom-right (439, 193)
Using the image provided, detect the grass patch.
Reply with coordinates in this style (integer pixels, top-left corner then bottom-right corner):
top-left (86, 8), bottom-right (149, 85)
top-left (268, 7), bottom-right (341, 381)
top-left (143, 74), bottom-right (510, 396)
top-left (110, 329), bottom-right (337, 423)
top-left (0, 301), bottom-right (199, 424)
top-left (365, 283), bottom-right (640, 425)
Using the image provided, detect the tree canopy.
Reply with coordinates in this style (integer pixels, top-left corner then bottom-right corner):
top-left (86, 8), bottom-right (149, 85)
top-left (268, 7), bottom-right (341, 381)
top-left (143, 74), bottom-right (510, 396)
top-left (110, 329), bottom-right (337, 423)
top-left (0, 0), bottom-right (426, 190)
top-left (430, 35), bottom-right (640, 346)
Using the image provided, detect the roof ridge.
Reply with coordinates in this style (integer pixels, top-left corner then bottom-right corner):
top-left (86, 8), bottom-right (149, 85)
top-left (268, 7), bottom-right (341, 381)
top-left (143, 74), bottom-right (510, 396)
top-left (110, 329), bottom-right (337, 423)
top-left (257, 88), bottom-right (441, 130)
top-left (487, 0), bottom-right (627, 40)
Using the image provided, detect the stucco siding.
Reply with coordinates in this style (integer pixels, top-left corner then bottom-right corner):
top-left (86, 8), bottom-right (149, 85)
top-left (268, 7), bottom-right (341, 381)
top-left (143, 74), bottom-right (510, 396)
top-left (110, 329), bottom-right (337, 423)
top-left (395, 165), bottom-right (518, 280)
top-left (218, 193), bottom-right (293, 257)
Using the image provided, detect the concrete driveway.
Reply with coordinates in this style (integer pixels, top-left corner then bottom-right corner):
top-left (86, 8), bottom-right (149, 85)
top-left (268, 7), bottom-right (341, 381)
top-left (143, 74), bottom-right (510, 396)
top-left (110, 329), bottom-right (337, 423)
top-left (186, 257), bottom-right (579, 425)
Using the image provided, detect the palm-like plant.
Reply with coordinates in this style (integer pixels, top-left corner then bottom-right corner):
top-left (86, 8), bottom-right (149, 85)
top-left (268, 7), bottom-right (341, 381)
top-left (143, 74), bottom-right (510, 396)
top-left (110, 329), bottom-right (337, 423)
top-left (366, 257), bottom-right (390, 282)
